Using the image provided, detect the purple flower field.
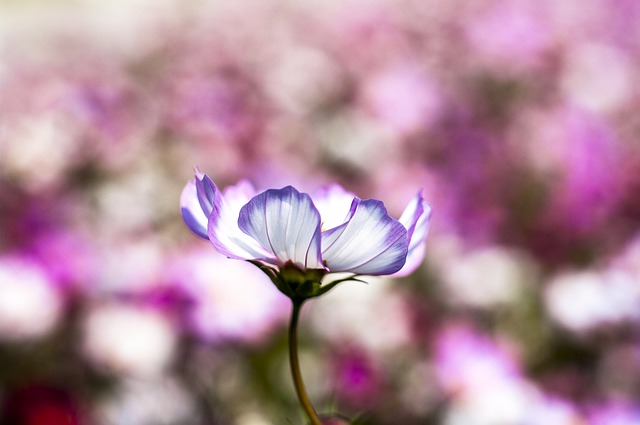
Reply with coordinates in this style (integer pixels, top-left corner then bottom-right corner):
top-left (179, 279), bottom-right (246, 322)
top-left (1, 1), bottom-right (640, 424)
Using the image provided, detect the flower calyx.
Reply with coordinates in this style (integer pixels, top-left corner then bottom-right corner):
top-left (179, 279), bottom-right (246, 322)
top-left (249, 261), bottom-right (365, 303)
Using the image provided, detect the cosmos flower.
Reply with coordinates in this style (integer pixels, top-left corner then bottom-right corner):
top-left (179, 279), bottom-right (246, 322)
top-left (180, 170), bottom-right (431, 298)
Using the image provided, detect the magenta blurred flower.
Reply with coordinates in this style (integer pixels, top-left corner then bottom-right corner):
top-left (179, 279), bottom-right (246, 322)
top-left (181, 170), bottom-right (431, 298)
top-left (331, 349), bottom-right (381, 408)
top-left (435, 325), bottom-right (521, 395)
top-left (360, 64), bottom-right (442, 136)
top-left (554, 108), bottom-right (624, 231)
top-left (588, 401), bottom-right (640, 425)
top-left (465, 1), bottom-right (550, 67)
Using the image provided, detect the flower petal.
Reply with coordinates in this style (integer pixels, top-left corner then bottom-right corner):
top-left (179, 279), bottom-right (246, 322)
top-left (223, 179), bottom-right (257, 213)
top-left (207, 180), bottom-right (273, 261)
top-left (180, 179), bottom-right (209, 239)
top-left (313, 184), bottom-right (356, 231)
top-left (394, 191), bottom-right (432, 277)
top-left (195, 172), bottom-right (218, 218)
top-left (238, 186), bottom-right (324, 269)
top-left (322, 198), bottom-right (408, 275)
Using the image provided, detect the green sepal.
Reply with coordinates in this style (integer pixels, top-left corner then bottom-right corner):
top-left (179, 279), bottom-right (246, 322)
top-left (296, 280), bottom-right (322, 299)
top-left (248, 260), bottom-right (295, 298)
top-left (247, 260), bottom-right (365, 302)
top-left (314, 275), bottom-right (366, 298)
top-left (278, 262), bottom-right (327, 302)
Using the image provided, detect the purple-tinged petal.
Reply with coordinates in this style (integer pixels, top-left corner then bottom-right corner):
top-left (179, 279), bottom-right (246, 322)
top-left (208, 180), bottom-right (273, 261)
top-left (394, 191), bottom-right (432, 277)
top-left (195, 172), bottom-right (218, 218)
top-left (238, 186), bottom-right (324, 269)
top-left (180, 179), bottom-right (209, 239)
top-left (223, 179), bottom-right (257, 212)
top-left (322, 199), bottom-right (408, 275)
top-left (313, 184), bottom-right (356, 231)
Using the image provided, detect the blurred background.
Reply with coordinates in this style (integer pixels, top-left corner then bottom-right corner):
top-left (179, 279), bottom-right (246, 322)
top-left (1, 0), bottom-right (640, 424)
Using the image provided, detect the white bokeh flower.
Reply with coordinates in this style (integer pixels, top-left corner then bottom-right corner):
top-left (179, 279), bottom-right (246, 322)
top-left (82, 303), bottom-right (177, 376)
top-left (0, 256), bottom-right (63, 341)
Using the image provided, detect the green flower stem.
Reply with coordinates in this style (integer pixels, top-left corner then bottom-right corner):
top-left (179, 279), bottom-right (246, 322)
top-left (289, 299), bottom-right (323, 425)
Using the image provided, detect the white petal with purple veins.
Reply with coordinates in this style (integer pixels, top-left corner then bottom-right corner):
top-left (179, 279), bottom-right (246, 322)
top-left (322, 199), bottom-right (408, 275)
top-left (203, 178), bottom-right (272, 261)
top-left (238, 186), bottom-right (324, 269)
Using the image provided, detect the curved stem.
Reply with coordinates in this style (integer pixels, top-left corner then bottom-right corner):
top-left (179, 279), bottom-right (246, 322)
top-left (289, 300), bottom-right (322, 425)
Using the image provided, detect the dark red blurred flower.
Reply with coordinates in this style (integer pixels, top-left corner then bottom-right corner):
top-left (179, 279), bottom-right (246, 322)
top-left (1, 386), bottom-right (86, 425)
